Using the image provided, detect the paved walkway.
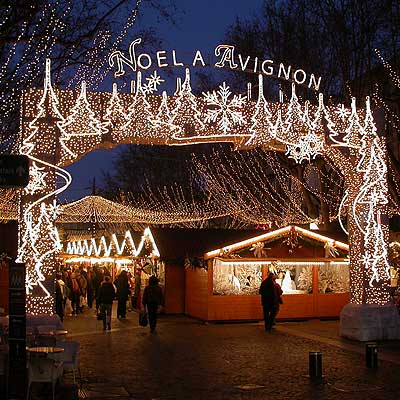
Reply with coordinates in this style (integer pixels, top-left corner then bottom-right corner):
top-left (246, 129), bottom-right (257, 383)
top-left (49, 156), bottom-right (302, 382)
top-left (60, 307), bottom-right (400, 400)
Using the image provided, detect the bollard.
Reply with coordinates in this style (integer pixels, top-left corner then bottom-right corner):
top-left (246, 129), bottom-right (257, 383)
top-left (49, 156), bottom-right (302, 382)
top-left (309, 351), bottom-right (322, 380)
top-left (366, 343), bottom-right (378, 368)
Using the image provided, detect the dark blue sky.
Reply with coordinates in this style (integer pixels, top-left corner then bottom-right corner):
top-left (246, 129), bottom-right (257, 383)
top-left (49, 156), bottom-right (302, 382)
top-left (62, 0), bottom-right (264, 202)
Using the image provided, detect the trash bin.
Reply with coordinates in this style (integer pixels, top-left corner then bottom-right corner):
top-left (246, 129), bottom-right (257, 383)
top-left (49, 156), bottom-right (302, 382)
top-left (366, 343), bottom-right (378, 368)
top-left (309, 351), bottom-right (322, 379)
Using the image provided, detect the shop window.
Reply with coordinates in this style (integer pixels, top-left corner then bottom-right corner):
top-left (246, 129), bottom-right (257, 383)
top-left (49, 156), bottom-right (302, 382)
top-left (318, 262), bottom-right (349, 293)
top-left (213, 260), bottom-right (262, 295)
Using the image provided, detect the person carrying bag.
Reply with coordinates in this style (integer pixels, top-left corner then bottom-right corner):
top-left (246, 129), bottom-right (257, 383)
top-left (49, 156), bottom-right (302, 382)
top-left (139, 307), bottom-right (148, 327)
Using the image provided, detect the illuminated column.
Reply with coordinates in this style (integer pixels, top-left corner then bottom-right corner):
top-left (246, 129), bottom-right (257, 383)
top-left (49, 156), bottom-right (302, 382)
top-left (18, 60), bottom-right (63, 314)
top-left (339, 109), bottom-right (400, 341)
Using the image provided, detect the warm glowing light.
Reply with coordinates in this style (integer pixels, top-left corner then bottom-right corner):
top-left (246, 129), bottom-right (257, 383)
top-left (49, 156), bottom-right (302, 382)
top-left (204, 225), bottom-right (349, 260)
top-left (17, 57), bottom-right (391, 314)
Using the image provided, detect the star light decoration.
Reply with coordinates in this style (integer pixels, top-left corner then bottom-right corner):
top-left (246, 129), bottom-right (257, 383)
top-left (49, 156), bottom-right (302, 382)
top-left (17, 60), bottom-right (392, 313)
top-left (25, 162), bottom-right (48, 195)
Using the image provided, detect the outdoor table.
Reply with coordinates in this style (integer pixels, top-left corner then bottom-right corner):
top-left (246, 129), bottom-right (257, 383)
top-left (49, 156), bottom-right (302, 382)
top-left (37, 330), bottom-right (68, 337)
top-left (27, 347), bottom-right (64, 358)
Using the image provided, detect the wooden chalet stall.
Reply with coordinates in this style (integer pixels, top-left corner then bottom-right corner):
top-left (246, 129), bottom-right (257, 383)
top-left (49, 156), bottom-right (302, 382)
top-left (150, 229), bottom-right (262, 315)
top-left (185, 225), bottom-right (350, 322)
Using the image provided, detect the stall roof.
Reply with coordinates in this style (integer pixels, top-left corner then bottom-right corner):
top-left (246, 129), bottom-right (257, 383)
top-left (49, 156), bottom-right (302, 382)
top-left (203, 225), bottom-right (349, 260)
top-left (150, 226), bottom-right (348, 260)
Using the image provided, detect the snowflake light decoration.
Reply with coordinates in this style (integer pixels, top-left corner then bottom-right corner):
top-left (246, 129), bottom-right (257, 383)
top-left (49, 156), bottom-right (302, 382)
top-left (286, 131), bottom-right (324, 163)
top-left (143, 70), bottom-right (164, 94)
top-left (202, 82), bottom-right (246, 133)
top-left (335, 104), bottom-right (351, 121)
top-left (47, 199), bottom-right (61, 220)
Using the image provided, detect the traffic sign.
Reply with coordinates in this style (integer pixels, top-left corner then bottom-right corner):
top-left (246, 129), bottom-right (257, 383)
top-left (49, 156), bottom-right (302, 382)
top-left (0, 154), bottom-right (29, 188)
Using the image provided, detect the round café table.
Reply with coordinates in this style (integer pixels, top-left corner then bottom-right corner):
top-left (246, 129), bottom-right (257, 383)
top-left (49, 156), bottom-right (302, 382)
top-left (37, 330), bottom-right (68, 336)
top-left (27, 347), bottom-right (64, 357)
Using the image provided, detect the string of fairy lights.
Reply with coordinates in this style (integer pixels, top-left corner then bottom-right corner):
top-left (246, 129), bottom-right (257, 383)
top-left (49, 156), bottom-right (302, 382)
top-left (13, 45), bottom-right (396, 313)
top-left (0, 0), bottom-right (143, 158)
top-left (67, 0), bottom-right (143, 90)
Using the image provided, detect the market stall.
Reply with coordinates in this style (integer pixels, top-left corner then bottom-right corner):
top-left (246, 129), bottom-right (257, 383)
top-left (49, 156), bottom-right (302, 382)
top-left (63, 227), bottom-right (165, 309)
top-left (185, 225), bottom-right (350, 321)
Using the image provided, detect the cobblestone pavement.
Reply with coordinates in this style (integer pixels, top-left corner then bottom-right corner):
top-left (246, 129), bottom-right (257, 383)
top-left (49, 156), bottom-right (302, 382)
top-left (62, 307), bottom-right (400, 400)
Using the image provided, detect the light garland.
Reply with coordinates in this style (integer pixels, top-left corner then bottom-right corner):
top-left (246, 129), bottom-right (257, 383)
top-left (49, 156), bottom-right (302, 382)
top-left (17, 58), bottom-right (393, 314)
top-left (204, 225), bottom-right (349, 260)
top-left (65, 227), bottom-right (160, 259)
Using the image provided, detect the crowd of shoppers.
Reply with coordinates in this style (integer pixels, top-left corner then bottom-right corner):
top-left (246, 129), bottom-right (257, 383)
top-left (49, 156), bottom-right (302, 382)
top-left (55, 265), bottom-right (137, 322)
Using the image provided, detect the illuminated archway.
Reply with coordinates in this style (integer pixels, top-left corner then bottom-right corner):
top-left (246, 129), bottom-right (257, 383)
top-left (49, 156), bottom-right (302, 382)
top-left (17, 47), bottom-right (395, 339)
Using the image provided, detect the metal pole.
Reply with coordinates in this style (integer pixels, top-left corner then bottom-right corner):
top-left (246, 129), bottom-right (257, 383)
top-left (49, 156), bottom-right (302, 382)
top-left (366, 343), bottom-right (378, 368)
top-left (309, 351), bottom-right (323, 380)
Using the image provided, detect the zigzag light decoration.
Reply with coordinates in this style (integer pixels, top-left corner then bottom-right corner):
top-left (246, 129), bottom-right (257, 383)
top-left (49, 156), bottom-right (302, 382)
top-left (66, 230), bottom-right (137, 258)
top-left (65, 228), bottom-right (160, 259)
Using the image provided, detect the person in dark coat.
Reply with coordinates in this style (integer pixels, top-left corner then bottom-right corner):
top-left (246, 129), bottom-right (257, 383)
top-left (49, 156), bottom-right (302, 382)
top-left (142, 276), bottom-right (164, 333)
top-left (259, 272), bottom-right (276, 331)
top-left (97, 276), bottom-right (116, 331)
top-left (114, 270), bottom-right (130, 319)
top-left (93, 267), bottom-right (104, 314)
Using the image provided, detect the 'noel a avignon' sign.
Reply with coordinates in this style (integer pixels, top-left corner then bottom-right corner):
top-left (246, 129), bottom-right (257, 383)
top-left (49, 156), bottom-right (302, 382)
top-left (109, 38), bottom-right (322, 91)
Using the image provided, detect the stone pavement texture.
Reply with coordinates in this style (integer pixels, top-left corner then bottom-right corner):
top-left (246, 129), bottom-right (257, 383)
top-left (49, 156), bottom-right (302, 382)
top-left (60, 306), bottom-right (400, 400)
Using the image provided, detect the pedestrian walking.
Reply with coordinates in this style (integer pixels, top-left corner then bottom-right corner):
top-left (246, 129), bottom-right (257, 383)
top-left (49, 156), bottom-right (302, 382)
top-left (69, 271), bottom-right (81, 316)
top-left (142, 276), bottom-right (164, 334)
top-left (93, 267), bottom-right (104, 315)
top-left (97, 276), bottom-right (116, 331)
top-left (86, 268), bottom-right (95, 308)
top-left (259, 272), bottom-right (276, 331)
top-left (114, 270), bottom-right (130, 319)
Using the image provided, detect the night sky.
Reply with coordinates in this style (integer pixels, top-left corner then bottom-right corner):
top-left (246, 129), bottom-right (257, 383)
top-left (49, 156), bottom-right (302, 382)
top-left (62, 0), bottom-right (264, 202)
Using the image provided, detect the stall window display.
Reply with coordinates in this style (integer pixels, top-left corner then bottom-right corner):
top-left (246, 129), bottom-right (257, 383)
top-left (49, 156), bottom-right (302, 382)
top-left (317, 262), bottom-right (349, 293)
top-left (272, 262), bottom-right (312, 294)
top-left (213, 259), bottom-right (262, 295)
top-left (212, 259), bottom-right (350, 296)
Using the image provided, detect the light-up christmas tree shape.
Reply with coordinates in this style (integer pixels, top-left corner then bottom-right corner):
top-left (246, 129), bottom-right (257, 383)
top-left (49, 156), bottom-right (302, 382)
top-left (151, 91), bottom-right (181, 140)
top-left (354, 98), bottom-right (389, 288)
top-left (342, 98), bottom-right (362, 149)
top-left (283, 90), bottom-right (324, 163)
top-left (21, 59), bottom-right (65, 158)
top-left (245, 74), bottom-right (274, 146)
top-left (171, 68), bottom-right (205, 138)
top-left (102, 83), bottom-right (130, 142)
top-left (370, 211), bottom-right (391, 284)
top-left (58, 81), bottom-right (103, 159)
top-left (281, 84), bottom-right (307, 146)
top-left (123, 71), bottom-right (154, 140)
top-left (324, 102), bottom-right (351, 146)
top-left (356, 99), bottom-right (387, 205)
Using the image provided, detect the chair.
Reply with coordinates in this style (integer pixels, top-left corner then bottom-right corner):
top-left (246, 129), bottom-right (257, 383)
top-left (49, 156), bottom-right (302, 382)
top-left (27, 358), bottom-right (63, 400)
top-left (36, 325), bottom-right (58, 334)
top-left (58, 341), bottom-right (81, 384)
top-left (35, 325), bottom-right (58, 346)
